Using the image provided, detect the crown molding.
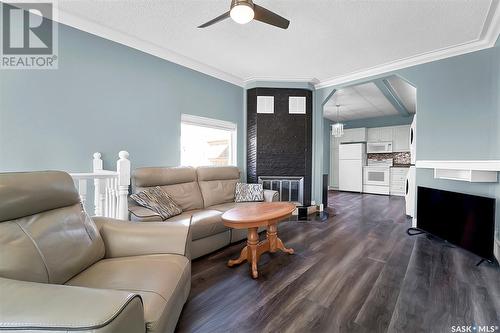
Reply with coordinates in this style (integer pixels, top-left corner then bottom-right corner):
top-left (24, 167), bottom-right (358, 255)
top-left (243, 77), bottom-right (319, 84)
top-left (243, 77), bottom-right (318, 90)
top-left (52, 6), bottom-right (246, 87)
top-left (50, 2), bottom-right (499, 91)
top-left (314, 1), bottom-right (500, 89)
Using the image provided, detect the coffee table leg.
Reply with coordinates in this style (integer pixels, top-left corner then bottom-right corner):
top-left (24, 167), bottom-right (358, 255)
top-left (227, 227), bottom-right (260, 278)
top-left (267, 222), bottom-right (294, 255)
top-left (227, 246), bottom-right (247, 267)
top-left (267, 223), bottom-right (278, 252)
top-left (228, 225), bottom-right (292, 278)
top-left (276, 237), bottom-right (294, 254)
top-left (247, 227), bottom-right (259, 279)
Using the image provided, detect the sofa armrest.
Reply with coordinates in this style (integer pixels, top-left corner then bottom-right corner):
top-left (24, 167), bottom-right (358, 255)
top-left (93, 216), bottom-right (191, 259)
top-left (0, 277), bottom-right (145, 332)
top-left (128, 199), bottom-right (162, 222)
top-left (264, 189), bottom-right (279, 202)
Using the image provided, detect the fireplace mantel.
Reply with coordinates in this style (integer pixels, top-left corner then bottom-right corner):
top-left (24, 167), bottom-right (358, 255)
top-left (416, 160), bottom-right (500, 182)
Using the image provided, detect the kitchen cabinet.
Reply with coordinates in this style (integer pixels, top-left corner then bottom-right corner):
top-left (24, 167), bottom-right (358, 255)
top-left (366, 125), bottom-right (410, 152)
top-left (367, 127), bottom-right (392, 142)
top-left (339, 128), bottom-right (367, 143)
top-left (392, 125), bottom-right (410, 152)
top-left (390, 167), bottom-right (409, 196)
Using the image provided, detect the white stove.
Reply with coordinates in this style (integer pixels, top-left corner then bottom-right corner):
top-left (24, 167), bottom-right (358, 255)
top-left (366, 158), bottom-right (393, 167)
top-left (363, 159), bottom-right (392, 195)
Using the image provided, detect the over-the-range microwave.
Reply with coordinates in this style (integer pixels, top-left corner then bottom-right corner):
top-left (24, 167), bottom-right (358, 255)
top-left (367, 141), bottom-right (393, 153)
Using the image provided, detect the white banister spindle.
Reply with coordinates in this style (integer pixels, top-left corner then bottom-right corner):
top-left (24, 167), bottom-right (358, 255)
top-left (116, 151), bottom-right (131, 220)
top-left (105, 178), bottom-right (111, 217)
top-left (110, 179), bottom-right (115, 218)
top-left (93, 152), bottom-right (104, 216)
top-left (78, 179), bottom-right (87, 205)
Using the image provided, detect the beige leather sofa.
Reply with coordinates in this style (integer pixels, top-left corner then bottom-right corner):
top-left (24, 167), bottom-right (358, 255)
top-left (129, 166), bottom-right (279, 259)
top-left (0, 171), bottom-right (191, 333)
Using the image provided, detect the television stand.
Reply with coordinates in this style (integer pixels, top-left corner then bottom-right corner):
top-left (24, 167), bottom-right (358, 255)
top-left (406, 228), bottom-right (496, 267)
top-left (406, 227), bottom-right (425, 236)
top-left (475, 258), bottom-right (495, 267)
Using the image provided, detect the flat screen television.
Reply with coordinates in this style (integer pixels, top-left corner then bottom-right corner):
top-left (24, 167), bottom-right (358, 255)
top-left (417, 186), bottom-right (496, 260)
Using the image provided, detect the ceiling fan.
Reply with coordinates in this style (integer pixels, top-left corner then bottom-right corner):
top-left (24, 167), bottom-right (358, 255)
top-left (198, 0), bottom-right (290, 29)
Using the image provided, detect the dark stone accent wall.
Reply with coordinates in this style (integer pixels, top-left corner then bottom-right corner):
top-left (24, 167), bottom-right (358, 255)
top-left (247, 91), bottom-right (258, 184)
top-left (247, 88), bottom-right (313, 205)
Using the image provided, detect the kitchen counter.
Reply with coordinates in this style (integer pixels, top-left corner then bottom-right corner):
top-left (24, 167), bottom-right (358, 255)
top-left (392, 165), bottom-right (410, 168)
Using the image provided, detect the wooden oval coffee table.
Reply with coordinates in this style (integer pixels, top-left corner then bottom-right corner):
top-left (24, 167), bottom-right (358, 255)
top-left (221, 202), bottom-right (296, 279)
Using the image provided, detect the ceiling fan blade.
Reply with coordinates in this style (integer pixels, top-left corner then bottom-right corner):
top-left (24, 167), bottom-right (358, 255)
top-left (198, 11), bottom-right (230, 28)
top-left (253, 4), bottom-right (289, 29)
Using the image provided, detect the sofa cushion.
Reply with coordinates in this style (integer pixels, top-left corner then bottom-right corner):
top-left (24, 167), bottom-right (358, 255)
top-left (133, 167), bottom-right (204, 211)
top-left (0, 171), bottom-right (104, 284)
top-left (190, 210), bottom-right (227, 241)
top-left (0, 277), bottom-right (145, 332)
top-left (208, 202), bottom-right (253, 213)
top-left (0, 203), bottom-right (105, 284)
top-left (0, 171), bottom-right (81, 223)
top-left (197, 166), bottom-right (240, 207)
top-left (159, 183), bottom-right (204, 211)
top-left (130, 187), bottom-right (182, 220)
top-left (164, 209), bottom-right (200, 222)
top-left (66, 254), bottom-right (190, 333)
top-left (133, 167), bottom-right (196, 187)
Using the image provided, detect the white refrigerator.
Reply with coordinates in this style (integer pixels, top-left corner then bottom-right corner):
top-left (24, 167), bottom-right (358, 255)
top-left (339, 143), bottom-right (366, 192)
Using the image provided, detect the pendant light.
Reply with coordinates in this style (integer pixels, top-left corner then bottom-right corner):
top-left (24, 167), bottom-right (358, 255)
top-left (331, 104), bottom-right (344, 137)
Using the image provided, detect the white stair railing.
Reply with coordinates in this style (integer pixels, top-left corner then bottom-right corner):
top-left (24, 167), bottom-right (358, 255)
top-left (70, 151), bottom-right (130, 220)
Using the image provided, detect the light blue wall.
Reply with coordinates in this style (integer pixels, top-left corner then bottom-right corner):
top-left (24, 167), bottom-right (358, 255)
top-left (314, 42), bottom-right (500, 259)
top-left (323, 119), bottom-right (331, 173)
top-left (0, 21), bottom-right (244, 173)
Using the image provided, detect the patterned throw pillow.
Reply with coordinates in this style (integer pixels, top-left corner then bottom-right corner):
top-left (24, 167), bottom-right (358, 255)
top-left (235, 183), bottom-right (264, 203)
top-left (130, 187), bottom-right (182, 221)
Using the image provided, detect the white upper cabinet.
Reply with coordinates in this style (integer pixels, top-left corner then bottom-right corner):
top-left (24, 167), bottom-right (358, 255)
top-left (367, 127), bottom-right (392, 142)
top-left (339, 128), bottom-right (367, 143)
top-left (366, 125), bottom-right (411, 151)
top-left (367, 128), bottom-right (378, 142)
top-left (392, 125), bottom-right (411, 152)
top-left (379, 127), bottom-right (393, 141)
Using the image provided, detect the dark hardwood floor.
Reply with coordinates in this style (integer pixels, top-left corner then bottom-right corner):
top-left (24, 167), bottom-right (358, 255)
top-left (176, 191), bottom-right (500, 333)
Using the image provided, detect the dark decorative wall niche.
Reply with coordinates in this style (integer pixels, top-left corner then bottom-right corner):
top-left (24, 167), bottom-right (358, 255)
top-left (247, 88), bottom-right (313, 205)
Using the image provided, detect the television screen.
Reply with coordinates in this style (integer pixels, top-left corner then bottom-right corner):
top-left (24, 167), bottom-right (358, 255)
top-left (417, 186), bottom-right (496, 260)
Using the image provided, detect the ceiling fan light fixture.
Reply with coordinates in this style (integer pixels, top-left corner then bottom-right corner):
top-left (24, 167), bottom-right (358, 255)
top-left (230, 2), bottom-right (254, 24)
top-left (198, 0), bottom-right (289, 29)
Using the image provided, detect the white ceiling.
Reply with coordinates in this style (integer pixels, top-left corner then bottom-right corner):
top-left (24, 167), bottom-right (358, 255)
top-left (324, 76), bottom-right (416, 122)
top-left (54, 0), bottom-right (500, 87)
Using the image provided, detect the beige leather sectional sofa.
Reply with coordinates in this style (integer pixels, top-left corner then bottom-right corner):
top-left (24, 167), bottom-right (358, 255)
top-left (128, 166), bottom-right (279, 259)
top-left (0, 171), bottom-right (191, 333)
